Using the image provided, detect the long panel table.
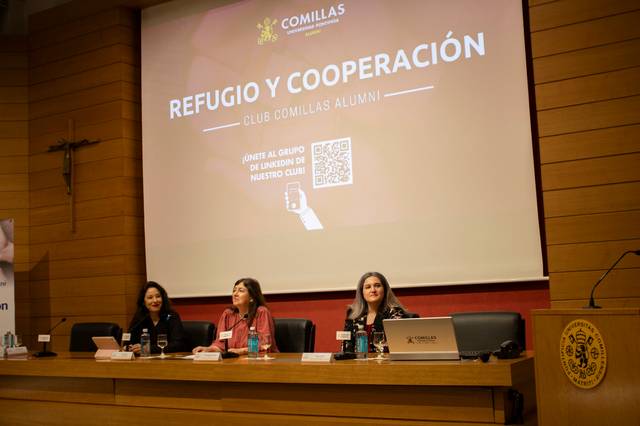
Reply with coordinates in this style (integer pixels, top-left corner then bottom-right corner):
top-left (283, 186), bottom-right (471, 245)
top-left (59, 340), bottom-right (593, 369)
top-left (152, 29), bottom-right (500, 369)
top-left (0, 352), bottom-right (536, 425)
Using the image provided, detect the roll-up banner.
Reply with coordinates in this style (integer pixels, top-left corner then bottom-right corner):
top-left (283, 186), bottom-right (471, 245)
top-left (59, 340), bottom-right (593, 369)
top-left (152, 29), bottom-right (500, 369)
top-left (0, 218), bottom-right (15, 334)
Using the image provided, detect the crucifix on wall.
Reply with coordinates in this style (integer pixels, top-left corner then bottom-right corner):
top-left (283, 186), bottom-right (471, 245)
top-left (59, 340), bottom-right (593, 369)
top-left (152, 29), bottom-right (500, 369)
top-left (47, 119), bottom-right (100, 232)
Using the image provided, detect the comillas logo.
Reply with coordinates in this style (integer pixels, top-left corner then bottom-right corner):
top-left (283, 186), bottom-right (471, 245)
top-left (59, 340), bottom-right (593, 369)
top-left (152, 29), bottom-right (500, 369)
top-left (281, 3), bottom-right (345, 30)
top-left (256, 3), bottom-right (345, 44)
top-left (406, 335), bottom-right (437, 344)
top-left (257, 17), bottom-right (279, 45)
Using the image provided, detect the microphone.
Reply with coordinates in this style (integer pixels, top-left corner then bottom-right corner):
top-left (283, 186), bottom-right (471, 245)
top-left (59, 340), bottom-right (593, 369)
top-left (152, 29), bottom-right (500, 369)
top-left (586, 249), bottom-right (640, 309)
top-left (222, 313), bottom-right (248, 359)
top-left (33, 317), bottom-right (67, 357)
top-left (122, 314), bottom-right (149, 350)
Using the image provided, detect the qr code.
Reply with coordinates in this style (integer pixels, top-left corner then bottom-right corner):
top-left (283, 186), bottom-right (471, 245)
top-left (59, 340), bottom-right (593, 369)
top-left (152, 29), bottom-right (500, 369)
top-left (311, 137), bottom-right (353, 189)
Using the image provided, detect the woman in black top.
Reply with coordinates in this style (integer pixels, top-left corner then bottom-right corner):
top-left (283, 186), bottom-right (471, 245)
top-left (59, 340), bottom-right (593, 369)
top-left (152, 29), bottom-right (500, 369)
top-left (343, 272), bottom-right (409, 352)
top-left (128, 281), bottom-right (187, 354)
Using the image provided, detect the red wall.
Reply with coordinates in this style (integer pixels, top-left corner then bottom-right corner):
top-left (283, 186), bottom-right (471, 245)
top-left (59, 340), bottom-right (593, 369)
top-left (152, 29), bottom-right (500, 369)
top-left (173, 281), bottom-right (549, 352)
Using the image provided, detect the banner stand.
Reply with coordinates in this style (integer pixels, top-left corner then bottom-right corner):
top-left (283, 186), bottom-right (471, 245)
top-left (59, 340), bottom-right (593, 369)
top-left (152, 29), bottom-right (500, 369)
top-left (0, 218), bottom-right (15, 335)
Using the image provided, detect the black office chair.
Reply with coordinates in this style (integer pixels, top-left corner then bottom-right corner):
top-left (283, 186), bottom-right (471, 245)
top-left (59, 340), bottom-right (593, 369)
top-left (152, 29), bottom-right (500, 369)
top-left (182, 320), bottom-right (216, 348)
top-left (274, 318), bottom-right (315, 352)
top-left (451, 311), bottom-right (525, 355)
top-left (69, 322), bottom-right (122, 352)
top-left (405, 311), bottom-right (420, 318)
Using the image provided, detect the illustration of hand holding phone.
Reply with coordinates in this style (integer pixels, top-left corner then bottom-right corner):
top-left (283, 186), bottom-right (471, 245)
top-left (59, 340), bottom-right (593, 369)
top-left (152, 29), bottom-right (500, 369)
top-left (285, 182), bottom-right (323, 231)
top-left (286, 182), bottom-right (303, 213)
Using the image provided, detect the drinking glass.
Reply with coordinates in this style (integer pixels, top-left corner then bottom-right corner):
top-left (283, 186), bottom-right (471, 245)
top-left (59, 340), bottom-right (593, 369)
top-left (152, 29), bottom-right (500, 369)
top-left (157, 334), bottom-right (168, 358)
top-left (260, 332), bottom-right (274, 360)
top-left (372, 332), bottom-right (386, 359)
top-left (14, 335), bottom-right (22, 347)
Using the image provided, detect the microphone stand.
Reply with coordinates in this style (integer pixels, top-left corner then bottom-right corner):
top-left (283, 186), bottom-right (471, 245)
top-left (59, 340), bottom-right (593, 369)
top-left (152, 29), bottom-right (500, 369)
top-left (221, 313), bottom-right (248, 359)
top-left (34, 317), bottom-right (67, 357)
top-left (222, 338), bottom-right (239, 359)
top-left (122, 314), bottom-right (149, 352)
top-left (586, 250), bottom-right (640, 309)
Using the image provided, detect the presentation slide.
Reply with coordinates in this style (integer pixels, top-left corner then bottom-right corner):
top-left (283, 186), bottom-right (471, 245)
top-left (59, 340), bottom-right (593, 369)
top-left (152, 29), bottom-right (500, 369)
top-left (142, 0), bottom-right (544, 297)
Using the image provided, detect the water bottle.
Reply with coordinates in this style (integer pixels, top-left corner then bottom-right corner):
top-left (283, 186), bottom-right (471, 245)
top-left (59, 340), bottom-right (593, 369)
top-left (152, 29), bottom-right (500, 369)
top-left (140, 328), bottom-right (151, 357)
top-left (356, 324), bottom-right (368, 360)
top-left (2, 332), bottom-right (13, 357)
top-left (1, 332), bottom-right (9, 357)
top-left (247, 326), bottom-right (259, 358)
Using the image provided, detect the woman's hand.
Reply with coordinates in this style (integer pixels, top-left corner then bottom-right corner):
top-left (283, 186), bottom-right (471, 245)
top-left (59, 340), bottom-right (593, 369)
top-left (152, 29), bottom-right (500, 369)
top-left (192, 346), bottom-right (208, 354)
top-left (193, 346), bottom-right (221, 354)
top-left (228, 347), bottom-right (247, 355)
top-left (129, 344), bottom-right (141, 354)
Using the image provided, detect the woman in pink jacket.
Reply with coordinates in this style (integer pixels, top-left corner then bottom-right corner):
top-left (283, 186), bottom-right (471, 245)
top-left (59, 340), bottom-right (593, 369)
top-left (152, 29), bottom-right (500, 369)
top-left (193, 278), bottom-right (278, 355)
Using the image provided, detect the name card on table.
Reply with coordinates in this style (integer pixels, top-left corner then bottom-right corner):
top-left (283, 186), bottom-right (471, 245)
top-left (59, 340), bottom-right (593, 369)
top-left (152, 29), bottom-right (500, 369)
top-left (336, 331), bottom-right (351, 340)
top-left (6, 346), bottom-right (28, 358)
top-left (302, 352), bottom-right (333, 362)
top-left (37, 334), bottom-right (51, 342)
top-left (194, 352), bottom-right (222, 361)
top-left (110, 351), bottom-right (135, 360)
top-left (95, 349), bottom-right (118, 360)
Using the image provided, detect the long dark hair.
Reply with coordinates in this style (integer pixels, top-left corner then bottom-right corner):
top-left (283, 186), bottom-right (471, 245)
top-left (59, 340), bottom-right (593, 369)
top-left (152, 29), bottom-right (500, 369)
top-left (229, 277), bottom-right (268, 327)
top-left (129, 281), bottom-right (173, 329)
top-left (347, 272), bottom-right (405, 320)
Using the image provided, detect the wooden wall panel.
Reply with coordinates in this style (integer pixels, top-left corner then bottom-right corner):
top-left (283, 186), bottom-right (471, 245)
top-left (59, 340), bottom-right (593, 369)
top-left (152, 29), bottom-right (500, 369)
top-left (544, 182), bottom-right (640, 218)
top-left (530, 1), bottom-right (640, 306)
top-left (29, 100), bottom-right (140, 138)
top-left (29, 216), bottom-right (142, 245)
top-left (547, 239), bottom-right (640, 272)
top-left (30, 196), bottom-right (142, 227)
top-left (0, 120), bottom-right (28, 138)
top-left (0, 174), bottom-right (28, 191)
top-left (25, 6), bottom-right (144, 350)
top-left (31, 137), bottom-right (141, 173)
top-left (30, 177), bottom-right (142, 210)
top-left (533, 38), bottom-right (640, 84)
top-left (539, 124), bottom-right (640, 163)
top-left (29, 7), bottom-right (136, 50)
top-left (551, 298), bottom-right (640, 309)
top-left (535, 66), bottom-right (640, 110)
top-left (30, 26), bottom-right (138, 68)
top-left (30, 236), bottom-right (144, 262)
top-left (30, 81), bottom-right (140, 119)
top-left (31, 275), bottom-right (127, 298)
top-left (30, 63), bottom-right (140, 102)
top-left (550, 269), bottom-right (640, 300)
top-left (0, 155), bottom-right (28, 173)
top-left (30, 44), bottom-right (139, 85)
top-left (537, 95), bottom-right (640, 137)
top-left (0, 86), bottom-right (29, 103)
top-left (529, 0), bottom-right (639, 32)
top-left (31, 157), bottom-right (141, 191)
top-left (546, 211), bottom-right (640, 245)
top-left (530, 10), bottom-right (640, 58)
top-left (541, 153), bottom-right (640, 190)
top-left (0, 69), bottom-right (28, 85)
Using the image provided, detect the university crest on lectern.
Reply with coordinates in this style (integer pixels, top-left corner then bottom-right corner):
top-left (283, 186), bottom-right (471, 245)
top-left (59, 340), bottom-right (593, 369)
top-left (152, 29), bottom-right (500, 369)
top-left (559, 319), bottom-right (607, 389)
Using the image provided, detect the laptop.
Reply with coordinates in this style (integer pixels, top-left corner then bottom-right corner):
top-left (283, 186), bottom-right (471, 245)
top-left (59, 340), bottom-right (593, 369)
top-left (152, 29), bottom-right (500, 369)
top-left (383, 317), bottom-right (460, 361)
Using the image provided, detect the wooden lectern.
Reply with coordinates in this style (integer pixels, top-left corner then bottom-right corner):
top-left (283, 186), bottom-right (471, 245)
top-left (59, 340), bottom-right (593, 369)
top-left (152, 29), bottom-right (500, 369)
top-left (533, 308), bottom-right (640, 425)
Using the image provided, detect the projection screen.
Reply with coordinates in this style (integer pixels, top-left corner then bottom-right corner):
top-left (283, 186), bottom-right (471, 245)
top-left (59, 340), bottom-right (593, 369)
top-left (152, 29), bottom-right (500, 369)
top-left (142, 0), bottom-right (545, 297)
